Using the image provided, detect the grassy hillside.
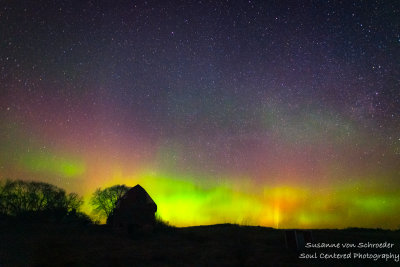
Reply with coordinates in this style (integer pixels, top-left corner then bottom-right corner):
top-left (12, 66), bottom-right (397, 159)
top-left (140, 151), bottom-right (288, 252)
top-left (0, 222), bottom-right (399, 266)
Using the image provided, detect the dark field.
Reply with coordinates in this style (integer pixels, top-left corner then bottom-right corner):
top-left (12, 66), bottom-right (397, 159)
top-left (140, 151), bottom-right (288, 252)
top-left (1, 223), bottom-right (399, 266)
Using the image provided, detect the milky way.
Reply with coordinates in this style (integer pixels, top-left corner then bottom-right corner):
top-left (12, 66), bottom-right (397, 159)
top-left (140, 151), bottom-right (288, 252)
top-left (1, 1), bottom-right (399, 228)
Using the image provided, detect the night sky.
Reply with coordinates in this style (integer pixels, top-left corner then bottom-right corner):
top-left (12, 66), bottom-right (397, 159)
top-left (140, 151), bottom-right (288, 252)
top-left (1, 0), bottom-right (399, 228)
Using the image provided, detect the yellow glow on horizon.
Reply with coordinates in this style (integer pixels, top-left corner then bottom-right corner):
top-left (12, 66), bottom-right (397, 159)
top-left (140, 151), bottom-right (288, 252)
top-left (79, 169), bottom-right (400, 229)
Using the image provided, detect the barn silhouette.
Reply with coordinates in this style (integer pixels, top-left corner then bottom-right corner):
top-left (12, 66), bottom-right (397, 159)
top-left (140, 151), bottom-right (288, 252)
top-left (111, 184), bottom-right (157, 232)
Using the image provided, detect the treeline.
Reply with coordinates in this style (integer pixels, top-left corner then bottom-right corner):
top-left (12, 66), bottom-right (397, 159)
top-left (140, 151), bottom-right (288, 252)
top-left (0, 179), bottom-right (91, 224)
top-left (0, 179), bottom-right (169, 228)
top-left (0, 179), bottom-right (131, 224)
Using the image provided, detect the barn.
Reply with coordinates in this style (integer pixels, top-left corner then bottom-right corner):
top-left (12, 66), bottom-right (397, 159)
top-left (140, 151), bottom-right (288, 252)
top-left (111, 184), bottom-right (157, 232)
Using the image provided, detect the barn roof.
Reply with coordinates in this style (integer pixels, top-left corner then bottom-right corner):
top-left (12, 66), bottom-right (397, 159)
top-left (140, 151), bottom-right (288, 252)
top-left (116, 184), bottom-right (156, 208)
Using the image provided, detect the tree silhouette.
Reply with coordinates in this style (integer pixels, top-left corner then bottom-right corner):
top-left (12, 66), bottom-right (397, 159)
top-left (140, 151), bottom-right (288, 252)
top-left (65, 192), bottom-right (83, 212)
top-left (90, 185), bottom-right (130, 221)
top-left (0, 179), bottom-right (83, 217)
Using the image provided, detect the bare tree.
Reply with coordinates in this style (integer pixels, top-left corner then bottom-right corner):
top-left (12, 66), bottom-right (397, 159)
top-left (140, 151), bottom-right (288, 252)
top-left (65, 193), bottom-right (83, 212)
top-left (90, 185), bottom-right (130, 220)
top-left (0, 180), bottom-right (7, 214)
top-left (0, 179), bottom-right (83, 216)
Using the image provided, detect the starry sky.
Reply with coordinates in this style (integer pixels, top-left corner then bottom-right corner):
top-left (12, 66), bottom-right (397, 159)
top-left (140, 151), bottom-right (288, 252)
top-left (1, 0), bottom-right (400, 228)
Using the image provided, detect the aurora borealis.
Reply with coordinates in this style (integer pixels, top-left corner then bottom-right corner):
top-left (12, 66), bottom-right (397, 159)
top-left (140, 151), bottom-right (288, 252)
top-left (1, 1), bottom-right (399, 229)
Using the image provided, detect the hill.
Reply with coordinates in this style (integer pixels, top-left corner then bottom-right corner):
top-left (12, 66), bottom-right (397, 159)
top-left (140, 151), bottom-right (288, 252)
top-left (0, 222), bottom-right (399, 266)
